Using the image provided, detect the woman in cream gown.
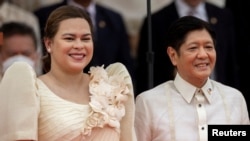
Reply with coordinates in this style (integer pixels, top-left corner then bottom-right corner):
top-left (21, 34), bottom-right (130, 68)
top-left (0, 5), bottom-right (136, 141)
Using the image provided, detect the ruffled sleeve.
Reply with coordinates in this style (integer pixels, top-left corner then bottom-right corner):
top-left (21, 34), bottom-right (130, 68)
top-left (84, 62), bottom-right (137, 141)
top-left (105, 62), bottom-right (137, 141)
top-left (0, 62), bottom-right (39, 140)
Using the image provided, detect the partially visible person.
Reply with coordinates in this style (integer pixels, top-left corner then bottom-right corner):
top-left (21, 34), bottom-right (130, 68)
top-left (135, 0), bottom-right (239, 97)
top-left (0, 0), bottom-right (42, 57)
top-left (135, 16), bottom-right (249, 141)
top-left (34, 0), bottom-right (135, 81)
top-left (0, 22), bottom-right (41, 80)
top-left (0, 5), bottom-right (136, 141)
top-left (95, 0), bottom-right (147, 58)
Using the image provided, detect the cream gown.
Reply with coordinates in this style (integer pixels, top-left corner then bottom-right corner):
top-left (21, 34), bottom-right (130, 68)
top-left (0, 62), bottom-right (137, 141)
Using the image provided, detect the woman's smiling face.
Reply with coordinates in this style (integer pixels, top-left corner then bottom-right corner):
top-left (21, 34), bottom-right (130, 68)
top-left (46, 18), bottom-right (93, 73)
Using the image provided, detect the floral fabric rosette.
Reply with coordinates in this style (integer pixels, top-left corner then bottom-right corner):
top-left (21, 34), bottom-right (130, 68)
top-left (83, 65), bottom-right (130, 136)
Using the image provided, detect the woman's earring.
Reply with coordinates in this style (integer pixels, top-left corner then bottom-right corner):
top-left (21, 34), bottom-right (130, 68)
top-left (47, 48), bottom-right (51, 53)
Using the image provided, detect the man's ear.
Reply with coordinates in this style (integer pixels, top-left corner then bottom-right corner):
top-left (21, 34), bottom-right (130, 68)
top-left (167, 46), bottom-right (177, 66)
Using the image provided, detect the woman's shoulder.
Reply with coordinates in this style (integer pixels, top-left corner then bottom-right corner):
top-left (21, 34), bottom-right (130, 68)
top-left (0, 62), bottom-right (40, 141)
top-left (89, 62), bottom-right (129, 75)
top-left (0, 62), bottom-right (38, 97)
top-left (106, 62), bottom-right (129, 75)
top-left (1, 62), bottom-right (37, 83)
